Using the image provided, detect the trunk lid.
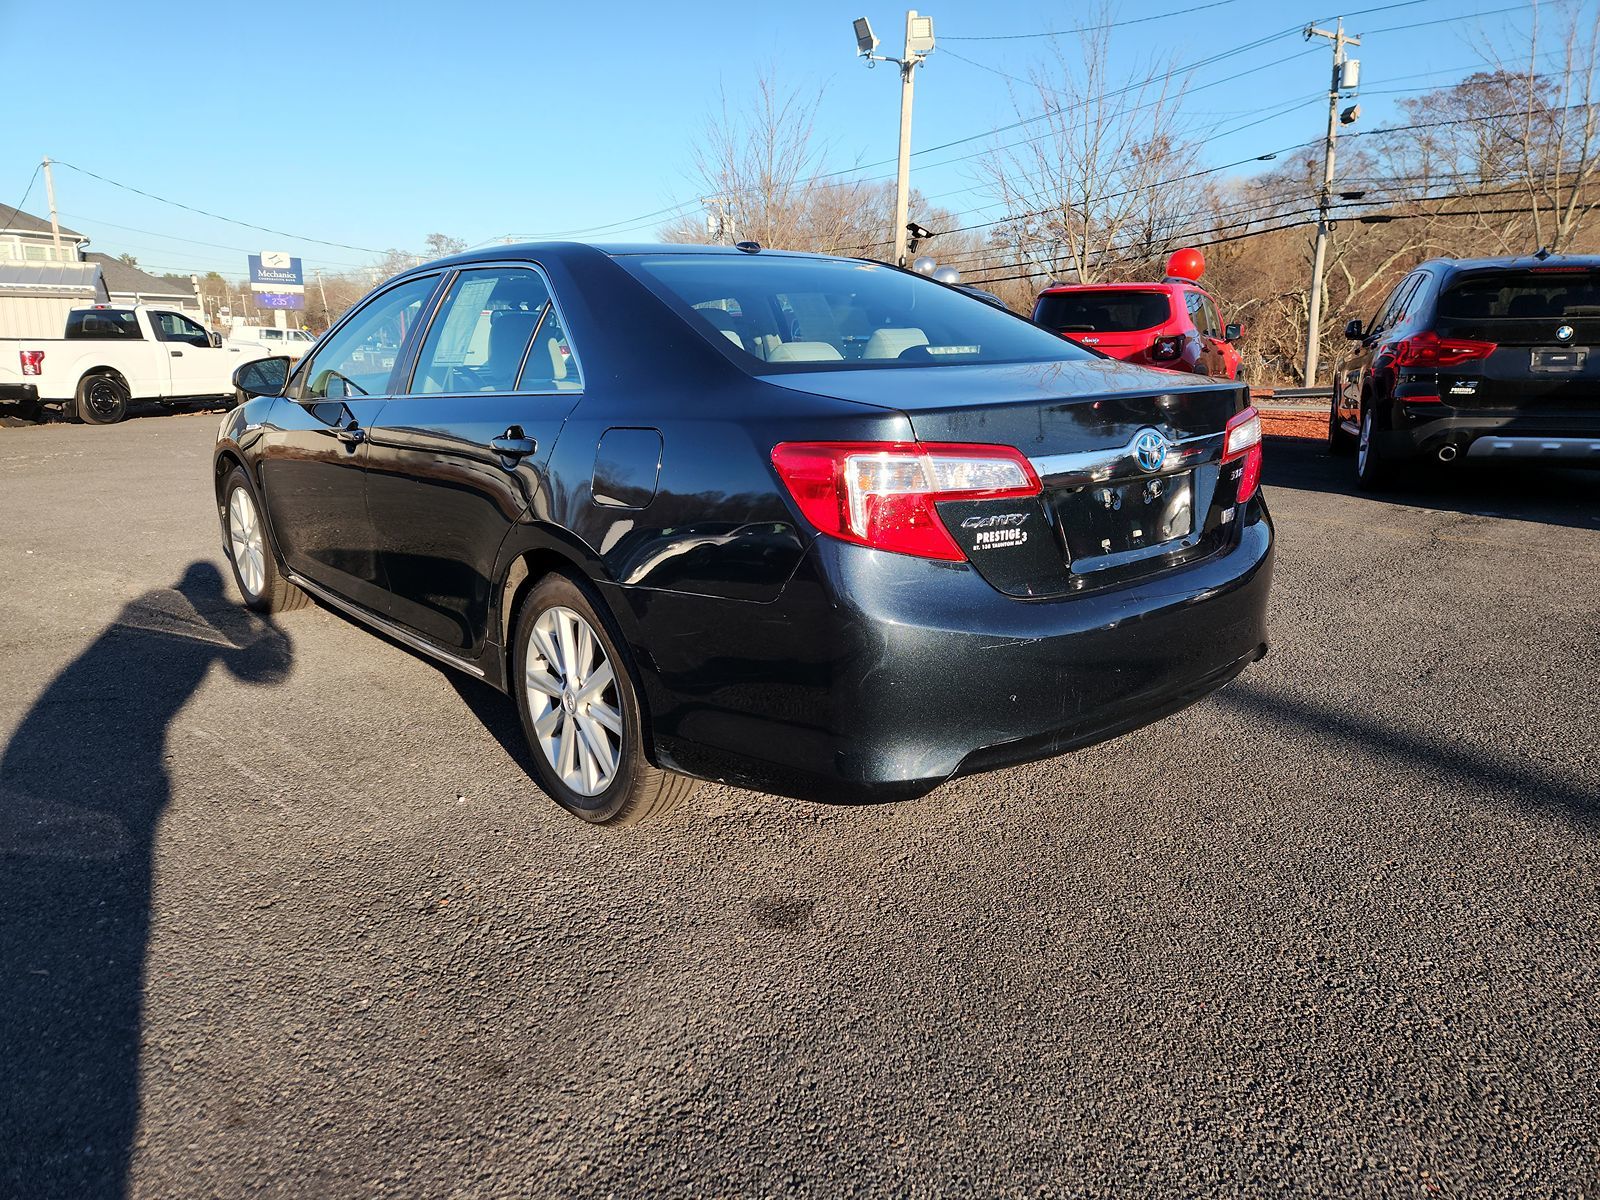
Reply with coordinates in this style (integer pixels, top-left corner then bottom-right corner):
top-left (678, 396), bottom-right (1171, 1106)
top-left (764, 359), bottom-right (1252, 597)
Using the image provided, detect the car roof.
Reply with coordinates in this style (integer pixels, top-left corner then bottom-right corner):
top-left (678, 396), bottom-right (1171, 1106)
top-left (1035, 281), bottom-right (1191, 295)
top-left (409, 241), bottom-right (871, 273)
top-left (1421, 253), bottom-right (1600, 274)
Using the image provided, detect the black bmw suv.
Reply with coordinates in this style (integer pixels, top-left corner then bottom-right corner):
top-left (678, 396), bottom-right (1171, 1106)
top-left (216, 244), bottom-right (1272, 824)
top-left (1330, 253), bottom-right (1600, 487)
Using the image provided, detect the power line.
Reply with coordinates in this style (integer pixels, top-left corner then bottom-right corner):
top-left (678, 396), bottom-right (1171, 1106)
top-left (57, 212), bottom-right (372, 271)
top-left (941, 0), bottom-right (1244, 41)
top-left (49, 160), bottom-right (389, 254)
top-left (0, 163), bottom-right (43, 236)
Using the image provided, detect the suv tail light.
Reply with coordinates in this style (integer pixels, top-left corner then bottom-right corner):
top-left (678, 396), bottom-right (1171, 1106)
top-left (1222, 407), bottom-right (1263, 503)
top-left (771, 441), bottom-right (1041, 562)
top-left (1390, 330), bottom-right (1497, 368)
top-left (19, 349), bottom-right (43, 376)
top-left (1150, 334), bottom-right (1184, 362)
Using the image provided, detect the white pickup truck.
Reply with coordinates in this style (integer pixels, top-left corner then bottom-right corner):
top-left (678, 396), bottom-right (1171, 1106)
top-left (227, 325), bottom-right (317, 360)
top-left (0, 304), bottom-right (257, 424)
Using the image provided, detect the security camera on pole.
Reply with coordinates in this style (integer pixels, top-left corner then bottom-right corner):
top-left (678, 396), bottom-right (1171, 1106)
top-left (854, 10), bottom-right (935, 267)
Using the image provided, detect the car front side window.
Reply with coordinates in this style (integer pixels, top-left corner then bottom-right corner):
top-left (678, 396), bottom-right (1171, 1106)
top-left (150, 311), bottom-right (210, 347)
top-left (298, 275), bottom-right (438, 401)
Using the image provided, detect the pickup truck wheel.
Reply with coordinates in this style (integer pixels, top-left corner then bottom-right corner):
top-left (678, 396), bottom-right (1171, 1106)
top-left (221, 466), bottom-right (309, 613)
top-left (76, 374), bottom-right (129, 425)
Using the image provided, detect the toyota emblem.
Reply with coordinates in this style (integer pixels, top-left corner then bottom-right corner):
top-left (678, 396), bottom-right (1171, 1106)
top-left (1133, 428), bottom-right (1169, 473)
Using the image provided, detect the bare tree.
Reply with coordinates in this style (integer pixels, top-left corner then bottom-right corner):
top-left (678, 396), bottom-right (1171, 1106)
top-left (976, 7), bottom-right (1206, 287)
top-left (424, 232), bottom-right (467, 258)
top-left (660, 71), bottom-right (888, 253)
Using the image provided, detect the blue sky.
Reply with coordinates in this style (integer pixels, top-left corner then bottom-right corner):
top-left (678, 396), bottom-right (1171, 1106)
top-left (0, 0), bottom-right (1546, 279)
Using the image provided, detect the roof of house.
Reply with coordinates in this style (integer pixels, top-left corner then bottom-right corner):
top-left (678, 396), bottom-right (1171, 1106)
top-left (0, 261), bottom-right (102, 295)
top-left (85, 252), bottom-right (193, 298)
top-left (0, 203), bottom-right (85, 240)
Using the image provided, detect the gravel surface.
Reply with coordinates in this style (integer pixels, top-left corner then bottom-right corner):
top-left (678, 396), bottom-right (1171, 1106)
top-left (1, 412), bottom-right (1597, 1199)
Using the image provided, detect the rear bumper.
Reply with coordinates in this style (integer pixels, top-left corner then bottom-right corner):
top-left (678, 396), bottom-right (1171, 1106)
top-left (627, 502), bottom-right (1274, 803)
top-left (1380, 405), bottom-right (1600, 463)
top-left (0, 382), bottom-right (39, 405)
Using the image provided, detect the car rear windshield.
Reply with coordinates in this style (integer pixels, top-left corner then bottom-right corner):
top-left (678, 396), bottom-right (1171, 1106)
top-left (65, 308), bottom-right (141, 339)
top-left (620, 254), bottom-right (1093, 371)
top-left (1034, 289), bottom-right (1171, 333)
top-left (1437, 269), bottom-right (1600, 321)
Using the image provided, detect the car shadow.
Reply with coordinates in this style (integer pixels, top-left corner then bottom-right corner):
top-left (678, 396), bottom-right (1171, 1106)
top-left (442, 669), bottom-right (543, 781)
top-left (1215, 678), bottom-right (1600, 827)
top-left (0, 562), bottom-right (291, 1200)
top-left (1263, 433), bottom-right (1600, 532)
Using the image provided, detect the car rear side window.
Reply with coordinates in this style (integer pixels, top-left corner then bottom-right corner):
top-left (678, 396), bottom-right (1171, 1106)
top-left (625, 254), bottom-right (1090, 370)
top-left (299, 274), bottom-right (438, 400)
top-left (409, 267), bottom-right (562, 395)
top-left (1035, 289), bottom-right (1170, 333)
top-left (1437, 270), bottom-right (1600, 321)
top-left (66, 308), bottom-right (141, 339)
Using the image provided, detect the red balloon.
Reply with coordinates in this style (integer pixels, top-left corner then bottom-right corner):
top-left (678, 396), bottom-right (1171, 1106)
top-left (1166, 247), bottom-right (1206, 281)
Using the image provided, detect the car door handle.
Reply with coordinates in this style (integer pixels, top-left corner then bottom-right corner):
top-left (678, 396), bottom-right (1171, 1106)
top-left (170, 350), bottom-right (183, 357)
top-left (334, 424), bottom-right (365, 445)
top-left (490, 430), bottom-right (537, 459)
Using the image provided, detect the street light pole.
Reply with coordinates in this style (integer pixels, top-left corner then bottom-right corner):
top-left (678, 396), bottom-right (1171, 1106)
top-left (1302, 18), bottom-right (1360, 387)
top-left (892, 22), bottom-right (919, 268)
top-left (856, 10), bottom-right (935, 266)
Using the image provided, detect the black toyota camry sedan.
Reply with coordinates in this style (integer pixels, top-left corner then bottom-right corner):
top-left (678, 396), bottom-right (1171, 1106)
top-left (215, 244), bottom-right (1273, 824)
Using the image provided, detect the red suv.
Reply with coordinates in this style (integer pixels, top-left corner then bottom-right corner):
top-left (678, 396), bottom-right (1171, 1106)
top-left (1032, 250), bottom-right (1242, 379)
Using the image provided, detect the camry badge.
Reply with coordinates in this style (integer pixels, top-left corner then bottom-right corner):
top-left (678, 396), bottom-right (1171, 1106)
top-left (1556, 324), bottom-right (1575, 342)
top-left (1133, 428), bottom-right (1169, 473)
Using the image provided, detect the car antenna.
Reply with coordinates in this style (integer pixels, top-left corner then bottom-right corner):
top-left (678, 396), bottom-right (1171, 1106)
top-left (1533, 245), bottom-right (1553, 260)
top-left (735, 240), bottom-right (761, 254)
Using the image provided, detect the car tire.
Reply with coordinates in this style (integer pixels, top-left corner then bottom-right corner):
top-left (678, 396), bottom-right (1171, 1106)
top-left (75, 373), bottom-right (129, 425)
top-left (512, 573), bottom-right (697, 825)
top-left (221, 465), bottom-right (309, 613)
top-left (1355, 402), bottom-right (1391, 490)
top-left (1327, 403), bottom-right (1356, 455)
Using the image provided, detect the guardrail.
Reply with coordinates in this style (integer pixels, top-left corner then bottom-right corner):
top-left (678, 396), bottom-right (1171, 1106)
top-left (1250, 386), bottom-right (1334, 406)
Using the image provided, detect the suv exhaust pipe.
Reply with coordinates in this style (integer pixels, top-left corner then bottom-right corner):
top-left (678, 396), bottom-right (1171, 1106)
top-left (1437, 443), bottom-right (1459, 463)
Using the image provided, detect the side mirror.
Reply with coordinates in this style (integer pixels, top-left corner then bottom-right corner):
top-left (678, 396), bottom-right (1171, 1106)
top-left (1343, 318), bottom-right (1365, 340)
top-left (209, 331), bottom-right (223, 348)
top-left (232, 355), bottom-right (292, 399)
top-left (1223, 322), bottom-right (1242, 343)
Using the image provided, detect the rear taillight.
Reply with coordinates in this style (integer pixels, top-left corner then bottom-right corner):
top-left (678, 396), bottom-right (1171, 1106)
top-left (770, 441), bottom-right (1041, 562)
top-left (1150, 334), bottom-right (1184, 362)
top-left (1389, 330), bottom-right (1497, 368)
top-left (1222, 407), bottom-right (1263, 504)
top-left (19, 349), bottom-right (43, 376)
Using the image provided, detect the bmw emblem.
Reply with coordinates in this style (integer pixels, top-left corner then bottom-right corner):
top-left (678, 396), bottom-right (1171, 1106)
top-left (1556, 324), bottom-right (1575, 342)
top-left (1133, 428), bottom-right (1169, 473)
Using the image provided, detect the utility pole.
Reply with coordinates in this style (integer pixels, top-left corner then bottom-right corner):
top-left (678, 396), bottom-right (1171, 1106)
top-left (314, 267), bottom-right (329, 325)
top-left (41, 156), bottom-right (62, 255)
top-left (1302, 19), bottom-right (1360, 387)
top-left (703, 196), bottom-right (734, 245)
top-left (855, 10), bottom-right (935, 266)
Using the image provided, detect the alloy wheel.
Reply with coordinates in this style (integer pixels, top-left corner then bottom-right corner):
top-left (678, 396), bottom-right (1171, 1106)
top-left (524, 606), bottom-right (623, 797)
top-left (1357, 407), bottom-right (1372, 474)
top-left (228, 487), bottom-right (266, 598)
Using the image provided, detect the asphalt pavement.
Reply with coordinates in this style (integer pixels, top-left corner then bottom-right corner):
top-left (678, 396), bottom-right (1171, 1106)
top-left (1, 411), bottom-right (1597, 1199)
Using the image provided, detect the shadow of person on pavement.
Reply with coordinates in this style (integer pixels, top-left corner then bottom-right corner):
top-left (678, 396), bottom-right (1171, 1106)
top-left (0, 561), bottom-right (291, 1200)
